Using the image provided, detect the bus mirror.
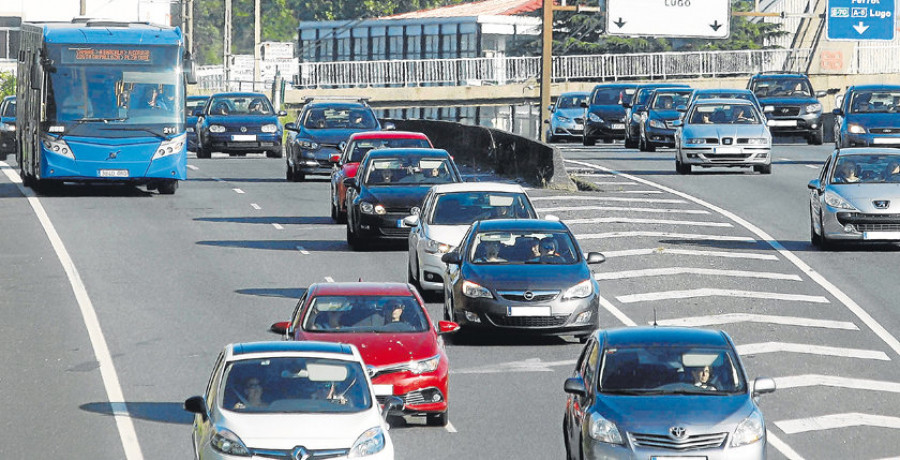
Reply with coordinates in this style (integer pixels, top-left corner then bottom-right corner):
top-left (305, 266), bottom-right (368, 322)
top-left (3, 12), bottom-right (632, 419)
top-left (183, 53), bottom-right (197, 85)
top-left (31, 60), bottom-right (43, 90)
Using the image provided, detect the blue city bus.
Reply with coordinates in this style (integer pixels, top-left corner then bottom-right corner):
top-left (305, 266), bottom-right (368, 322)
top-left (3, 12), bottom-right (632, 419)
top-left (16, 20), bottom-right (195, 194)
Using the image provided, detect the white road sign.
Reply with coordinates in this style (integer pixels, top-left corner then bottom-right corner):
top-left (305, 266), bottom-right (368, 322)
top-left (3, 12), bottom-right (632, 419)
top-left (606, 0), bottom-right (731, 39)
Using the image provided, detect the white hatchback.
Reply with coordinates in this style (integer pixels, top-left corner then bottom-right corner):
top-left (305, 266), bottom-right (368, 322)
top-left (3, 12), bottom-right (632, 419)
top-left (184, 341), bottom-right (400, 460)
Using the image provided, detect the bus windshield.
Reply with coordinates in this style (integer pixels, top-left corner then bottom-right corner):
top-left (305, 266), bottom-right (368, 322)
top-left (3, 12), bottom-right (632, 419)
top-left (44, 44), bottom-right (183, 138)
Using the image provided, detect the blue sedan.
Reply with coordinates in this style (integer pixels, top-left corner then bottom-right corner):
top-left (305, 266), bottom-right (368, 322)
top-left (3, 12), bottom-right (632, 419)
top-left (833, 85), bottom-right (900, 148)
top-left (195, 92), bottom-right (286, 158)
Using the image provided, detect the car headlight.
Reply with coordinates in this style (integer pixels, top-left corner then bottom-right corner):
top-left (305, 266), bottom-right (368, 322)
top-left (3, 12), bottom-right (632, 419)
top-left (805, 103), bottom-right (822, 113)
top-left (41, 136), bottom-right (74, 159)
top-left (0, 123), bottom-right (14, 132)
top-left (588, 412), bottom-right (623, 445)
top-left (359, 202), bottom-right (385, 215)
top-left (848, 124), bottom-right (866, 134)
top-left (348, 426), bottom-right (386, 457)
top-left (824, 191), bottom-right (857, 210)
top-left (298, 139), bottom-right (320, 150)
top-left (462, 280), bottom-right (493, 299)
top-left (409, 355), bottom-right (441, 374)
top-left (731, 411), bottom-right (765, 447)
top-left (648, 119), bottom-right (666, 129)
top-left (558, 115), bottom-right (572, 122)
top-left (208, 124), bottom-right (226, 133)
top-left (424, 238), bottom-right (451, 254)
top-left (746, 137), bottom-right (769, 145)
top-left (152, 133), bottom-right (186, 160)
top-left (563, 279), bottom-right (593, 299)
top-left (211, 428), bottom-right (251, 456)
top-left (588, 113), bottom-right (601, 122)
top-left (686, 138), bottom-right (707, 145)
top-left (261, 123), bottom-right (278, 133)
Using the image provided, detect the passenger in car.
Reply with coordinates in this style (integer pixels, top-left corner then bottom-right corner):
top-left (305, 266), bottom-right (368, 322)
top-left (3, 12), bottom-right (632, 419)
top-left (834, 161), bottom-right (861, 183)
top-left (475, 241), bottom-right (506, 263)
top-left (314, 310), bottom-right (345, 330)
top-left (691, 366), bottom-right (717, 391)
top-left (233, 377), bottom-right (268, 409)
top-left (884, 162), bottom-right (900, 182)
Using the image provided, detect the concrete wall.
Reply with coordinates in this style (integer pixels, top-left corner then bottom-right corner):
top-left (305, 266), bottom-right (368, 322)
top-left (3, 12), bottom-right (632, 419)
top-left (383, 118), bottom-right (576, 191)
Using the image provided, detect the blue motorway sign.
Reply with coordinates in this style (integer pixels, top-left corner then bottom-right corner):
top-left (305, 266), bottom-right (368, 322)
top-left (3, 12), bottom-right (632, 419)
top-left (827, 0), bottom-right (895, 41)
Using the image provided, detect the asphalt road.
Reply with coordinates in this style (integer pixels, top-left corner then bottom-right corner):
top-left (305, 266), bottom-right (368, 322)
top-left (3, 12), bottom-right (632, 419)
top-left (0, 141), bottom-right (898, 459)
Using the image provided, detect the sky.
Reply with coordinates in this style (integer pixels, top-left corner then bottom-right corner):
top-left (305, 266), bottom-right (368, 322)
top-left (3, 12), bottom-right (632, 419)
top-left (1, 0), bottom-right (172, 25)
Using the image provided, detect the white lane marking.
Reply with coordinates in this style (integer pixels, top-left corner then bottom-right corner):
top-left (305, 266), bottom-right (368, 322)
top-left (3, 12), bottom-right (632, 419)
top-left (575, 231), bottom-right (756, 242)
top-left (655, 313), bottom-right (858, 330)
top-left (296, 246), bottom-right (310, 255)
top-left (564, 158), bottom-right (900, 358)
top-left (445, 422), bottom-right (458, 433)
top-left (0, 163), bottom-right (144, 459)
top-left (537, 205), bottom-right (710, 215)
top-left (570, 173), bottom-right (615, 177)
top-left (775, 374), bottom-right (900, 393)
top-left (233, 188), bottom-right (245, 194)
top-left (782, 158), bottom-right (794, 162)
top-left (737, 342), bottom-right (890, 361)
top-left (186, 165), bottom-right (199, 171)
top-left (324, 276), bottom-right (334, 282)
top-left (272, 223), bottom-right (284, 230)
top-left (452, 358), bottom-right (577, 374)
top-left (250, 203), bottom-right (261, 210)
top-left (601, 190), bottom-right (665, 194)
top-left (595, 267), bottom-right (802, 282)
top-left (567, 217), bottom-right (732, 228)
top-left (531, 195), bottom-right (686, 204)
top-left (599, 292), bottom-right (637, 327)
top-left (589, 181), bottom-right (645, 186)
top-left (776, 413), bottom-right (900, 434)
top-left (604, 248), bottom-right (778, 261)
top-left (767, 433), bottom-right (805, 460)
top-left (805, 165), bottom-right (819, 169)
top-left (617, 288), bottom-right (830, 304)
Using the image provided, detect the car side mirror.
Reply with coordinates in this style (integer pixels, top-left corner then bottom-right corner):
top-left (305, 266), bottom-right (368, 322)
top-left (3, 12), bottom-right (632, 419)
top-left (441, 252), bottom-right (461, 265)
top-left (402, 215), bottom-right (419, 227)
top-left (676, 105), bottom-right (687, 112)
top-left (269, 321), bottom-right (290, 335)
top-left (543, 119), bottom-right (550, 124)
top-left (563, 377), bottom-right (587, 397)
top-left (752, 377), bottom-right (776, 397)
top-left (382, 121), bottom-right (396, 131)
top-left (329, 153), bottom-right (341, 164)
top-left (832, 108), bottom-right (843, 116)
top-left (382, 396), bottom-right (404, 419)
top-left (586, 252), bottom-right (606, 264)
top-left (438, 320), bottom-right (460, 334)
top-left (808, 179), bottom-right (822, 191)
top-left (277, 110), bottom-right (288, 117)
top-left (671, 119), bottom-right (683, 128)
top-left (183, 395), bottom-right (209, 421)
top-left (343, 177), bottom-right (358, 188)
top-left (284, 122), bottom-right (297, 131)
top-left (815, 90), bottom-right (827, 98)
top-left (192, 107), bottom-right (203, 117)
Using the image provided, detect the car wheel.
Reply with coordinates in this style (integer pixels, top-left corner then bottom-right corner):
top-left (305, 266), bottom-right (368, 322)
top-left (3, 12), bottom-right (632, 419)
top-left (582, 136), bottom-right (596, 146)
top-left (157, 180), bottom-right (178, 195)
top-left (346, 223), bottom-right (360, 250)
top-left (810, 209), bottom-right (823, 248)
top-left (196, 145), bottom-right (211, 159)
top-left (624, 135), bottom-right (637, 149)
top-left (407, 260), bottom-right (420, 289)
top-left (426, 410), bottom-right (448, 427)
top-left (547, 133), bottom-right (557, 143)
top-left (675, 157), bottom-right (691, 175)
top-left (644, 136), bottom-right (656, 152)
top-left (330, 199), bottom-right (339, 221)
top-left (266, 149), bottom-right (282, 158)
top-left (286, 163), bottom-right (294, 181)
top-left (808, 126), bottom-right (824, 145)
top-left (754, 164), bottom-right (772, 175)
top-left (563, 417), bottom-right (575, 460)
top-left (443, 287), bottom-right (453, 321)
top-left (817, 210), bottom-right (835, 250)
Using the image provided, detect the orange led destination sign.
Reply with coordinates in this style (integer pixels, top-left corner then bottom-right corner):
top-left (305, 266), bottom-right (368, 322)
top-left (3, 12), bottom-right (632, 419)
top-left (72, 48), bottom-right (151, 62)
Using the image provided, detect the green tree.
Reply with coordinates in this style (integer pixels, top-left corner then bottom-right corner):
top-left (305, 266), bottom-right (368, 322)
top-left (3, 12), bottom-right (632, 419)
top-left (0, 71), bottom-right (14, 98)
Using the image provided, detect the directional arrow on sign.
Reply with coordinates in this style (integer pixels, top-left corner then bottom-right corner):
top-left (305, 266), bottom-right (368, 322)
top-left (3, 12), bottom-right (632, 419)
top-left (853, 21), bottom-right (870, 34)
top-left (614, 17), bottom-right (626, 29)
top-left (710, 20), bottom-right (723, 31)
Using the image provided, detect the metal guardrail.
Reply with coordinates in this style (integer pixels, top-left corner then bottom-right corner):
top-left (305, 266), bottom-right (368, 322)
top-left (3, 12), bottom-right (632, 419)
top-left (851, 45), bottom-right (900, 74)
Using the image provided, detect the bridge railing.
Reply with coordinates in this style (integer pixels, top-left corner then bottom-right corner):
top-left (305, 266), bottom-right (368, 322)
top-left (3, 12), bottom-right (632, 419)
top-left (851, 45), bottom-right (900, 74)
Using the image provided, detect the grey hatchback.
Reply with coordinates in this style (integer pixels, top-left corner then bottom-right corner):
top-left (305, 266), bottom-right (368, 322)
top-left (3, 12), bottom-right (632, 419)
top-left (563, 327), bottom-right (775, 460)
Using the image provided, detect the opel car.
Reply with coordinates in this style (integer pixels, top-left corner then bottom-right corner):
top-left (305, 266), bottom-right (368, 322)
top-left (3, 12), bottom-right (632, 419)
top-left (833, 85), bottom-right (900, 148)
top-left (195, 92), bottom-right (286, 158)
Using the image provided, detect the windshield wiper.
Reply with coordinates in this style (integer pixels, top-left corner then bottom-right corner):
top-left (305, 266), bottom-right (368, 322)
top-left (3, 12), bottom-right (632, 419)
top-left (75, 117), bottom-right (128, 123)
top-left (600, 389), bottom-right (649, 395)
top-left (100, 126), bottom-right (166, 139)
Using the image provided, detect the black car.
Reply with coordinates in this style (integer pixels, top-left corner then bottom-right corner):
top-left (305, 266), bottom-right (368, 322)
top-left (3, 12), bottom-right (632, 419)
top-left (344, 148), bottom-right (461, 249)
top-left (184, 95), bottom-right (209, 151)
top-left (284, 98), bottom-right (392, 182)
top-left (195, 92), bottom-right (286, 158)
top-left (833, 85), bottom-right (900, 148)
top-left (440, 219), bottom-right (605, 340)
top-left (639, 88), bottom-right (694, 152)
top-left (624, 83), bottom-right (690, 148)
top-left (0, 95), bottom-right (15, 157)
top-left (747, 72), bottom-right (827, 145)
top-left (581, 84), bottom-right (637, 146)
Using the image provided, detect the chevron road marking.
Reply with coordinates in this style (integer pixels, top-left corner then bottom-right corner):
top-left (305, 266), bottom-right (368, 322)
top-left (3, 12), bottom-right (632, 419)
top-left (603, 248), bottom-right (778, 261)
top-left (776, 413), bottom-right (900, 434)
top-left (737, 342), bottom-right (890, 361)
top-left (575, 231), bottom-right (756, 242)
top-left (537, 205), bottom-right (710, 215)
top-left (595, 267), bottom-right (801, 281)
top-left (655, 313), bottom-right (857, 330)
top-left (774, 374), bottom-right (900, 393)
top-left (600, 190), bottom-right (666, 194)
top-left (186, 164), bottom-right (199, 171)
top-left (617, 288), bottom-right (829, 304)
top-left (590, 181), bottom-right (646, 186)
top-left (531, 195), bottom-right (686, 204)
top-left (452, 358), bottom-right (577, 374)
top-left (568, 217), bottom-right (732, 227)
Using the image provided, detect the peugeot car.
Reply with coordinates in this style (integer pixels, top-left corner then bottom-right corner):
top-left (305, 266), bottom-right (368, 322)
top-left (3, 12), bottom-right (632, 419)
top-left (624, 83), bottom-right (690, 149)
top-left (639, 87), bottom-right (694, 151)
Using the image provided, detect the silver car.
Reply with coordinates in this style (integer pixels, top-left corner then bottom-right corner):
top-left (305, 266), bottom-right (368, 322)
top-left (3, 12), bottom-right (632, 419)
top-left (546, 91), bottom-right (590, 142)
top-left (809, 148), bottom-right (900, 248)
top-left (674, 98), bottom-right (773, 174)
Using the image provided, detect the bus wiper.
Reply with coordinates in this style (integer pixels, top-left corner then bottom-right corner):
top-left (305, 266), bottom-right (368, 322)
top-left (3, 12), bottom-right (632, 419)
top-left (100, 126), bottom-right (166, 139)
top-left (75, 117), bottom-right (128, 123)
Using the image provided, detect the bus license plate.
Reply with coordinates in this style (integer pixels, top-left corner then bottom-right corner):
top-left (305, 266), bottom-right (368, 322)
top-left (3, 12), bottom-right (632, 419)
top-left (99, 169), bottom-right (129, 178)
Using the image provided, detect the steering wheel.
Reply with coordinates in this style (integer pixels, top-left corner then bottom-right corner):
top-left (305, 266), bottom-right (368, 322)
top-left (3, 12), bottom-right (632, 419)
top-left (229, 387), bottom-right (250, 408)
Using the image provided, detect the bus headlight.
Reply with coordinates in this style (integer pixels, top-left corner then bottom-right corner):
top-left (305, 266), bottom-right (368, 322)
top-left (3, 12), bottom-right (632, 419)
top-left (41, 136), bottom-right (75, 159)
top-left (0, 123), bottom-right (14, 132)
top-left (208, 125), bottom-right (226, 133)
top-left (153, 134), bottom-right (186, 160)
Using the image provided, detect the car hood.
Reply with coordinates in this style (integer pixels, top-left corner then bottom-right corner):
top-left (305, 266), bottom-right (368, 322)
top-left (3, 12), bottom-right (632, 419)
top-left (220, 410), bottom-right (383, 450)
top-left (598, 394), bottom-right (753, 432)
top-left (364, 186), bottom-right (432, 209)
top-left (466, 262), bottom-right (591, 291)
top-left (827, 183), bottom-right (900, 212)
top-left (301, 332), bottom-right (438, 367)
top-left (758, 96), bottom-right (817, 106)
top-left (302, 129), bottom-right (373, 146)
top-left (206, 114), bottom-right (280, 126)
top-left (845, 112), bottom-right (900, 127)
top-left (649, 109), bottom-right (682, 121)
top-left (589, 105), bottom-right (626, 118)
top-left (683, 124), bottom-right (769, 138)
top-left (424, 224), bottom-right (470, 247)
top-left (555, 108), bottom-right (586, 119)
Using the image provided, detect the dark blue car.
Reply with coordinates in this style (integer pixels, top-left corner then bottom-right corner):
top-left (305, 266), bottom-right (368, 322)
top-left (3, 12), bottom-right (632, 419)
top-left (624, 83), bottom-right (690, 149)
top-left (184, 95), bottom-right (209, 152)
top-left (284, 98), bottom-right (392, 182)
top-left (0, 95), bottom-right (15, 157)
top-left (195, 92), bottom-right (285, 158)
top-left (581, 84), bottom-right (636, 146)
top-left (747, 72), bottom-right (827, 145)
top-left (639, 88), bottom-right (693, 152)
top-left (833, 85), bottom-right (900, 148)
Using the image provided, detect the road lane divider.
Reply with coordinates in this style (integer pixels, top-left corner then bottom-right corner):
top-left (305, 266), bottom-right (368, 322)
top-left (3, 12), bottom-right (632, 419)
top-left (602, 248), bottom-right (778, 260)
top-left (655, 313), bottom-right (857, 330)
top-left (736, 342), bottom-right (890, 361)
top-left (186, 165), bottom-right (199, 171)
top-left (272, 223), bottom-right (284, 230)
top-left (296, 246), bottom-right (310, 255)
top-left (233, 188), bottom-right (244, 194)
top-left (575, 231), bottom-right (756, 242)
top-left (531, 195), bottom-right (686, 204)
top-left (616, 288), bottom-right (829, 304)
top-left (776, 413), bottom-right (900, 435)
top-left (594, 267), bottom-right (802, 282)
top-left (537, 205), bottom-right (710, 215)
top-left (324, 277), bottom-right (334, 282)
top-left (599, 190), bottom-right (665, 194)
top-left (567, 217), bottom-right (732, 228)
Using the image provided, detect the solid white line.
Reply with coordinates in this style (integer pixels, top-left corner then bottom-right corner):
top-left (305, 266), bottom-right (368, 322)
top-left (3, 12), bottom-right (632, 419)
top-left (324, 276), bottom-right (334, 282)
top-left (530, 195), bottom-right (686, 204)
top-left (655, 313), bottom-right (858, 330)
top-left (737, 342), bottom-right (890, 361)
top-left (0, 163), bottom-right (144, 459)
top-left (564, 158), bottom-right (900, 358)
top-left (776, 413), bottom-right (900, 434)
top-left (602, 190), bottom-right (665, 194)
top-left (575, 231), bottom-right (756, 242)
top-left (537, 205), bottom-right (710, 215)
top-left (774, 374), bottom-right (900, 393)
top-left (603, 248), bottom-right (778, 261)
top-left (567, 217), bottom-right (732, 228)
top-left (805, 165), bottom-right (819, 169)
top-left (767, 433), bottom-right (805, 460)
top-left (272, 223), bottom-right (284, 230)
top-left (233, 188), bottom-right (245, 194)
top-left (595, 267), bottom-right (801, 281)
top-left (599, 292), bottom-right (637, 327)
top-left (186, 165), bottom-right (199, 171)
top-left (445, 422), bottom-right (458, 433)
top-left (296, 246), bottom-right (310, 255)
top-left (250, 203), bottom-right (261, 210)
top-left (617, 288), bottom-right (830, 304)
top-left (590, 181), bottom-right (645, 186)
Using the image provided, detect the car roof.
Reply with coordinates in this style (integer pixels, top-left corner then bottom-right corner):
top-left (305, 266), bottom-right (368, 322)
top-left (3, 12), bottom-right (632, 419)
top-left (187, 95), bottom-right (209, 100)
top-left (429, 182), bottom-right (526, 194)
top-left (308, 282), bottom-right (415, 297)
top-left (693, 88), bottom-right (752, 94)
top-left (348, 131), bottom-right (429, 141)
top-left (211, 92), bottom-right (268, 98)
top-left (636, 83), bottom-right (690, 90)
top-left (475, 218), bottom-right (568, 232)
top-left (836, 147), bottom-right (900, 157)
top-left (364, 148), bottom-right (451, 158)
top-left (847, 85), bottom-right (900, 91)
top-left (752, 73), bottom-right (808, 79)
top-left (228, 340), bottom-right (357, 358)
top-left (591, 83), bottom-right (637, 89)
top-left (600, 326), bottom-right (731, 348)
top-left (693, 98), bottom-right (757, 106)
top-left (559, 91), bottom-right (591, 96)
top-left (306, 101), bottom-right (369, 109)
top-left (2, 95), bottom-right (13, 101)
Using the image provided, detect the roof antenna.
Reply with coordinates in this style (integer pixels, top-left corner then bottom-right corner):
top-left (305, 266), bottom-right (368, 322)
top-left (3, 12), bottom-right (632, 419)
top-left (653, 308), bottom-right (658, 327)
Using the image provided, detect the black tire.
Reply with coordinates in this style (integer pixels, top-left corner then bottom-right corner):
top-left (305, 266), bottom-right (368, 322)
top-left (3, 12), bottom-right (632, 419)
top-left (266, 149), bottom-right (282, 158)
top-left (157, 180), bottom-right (178, 195)
top-left (547, 133), bottom-right (557, 143)
top-left (808, 126), bottom-right (824, 145)
top-left (624, 135), bottom-right (637, 149)
top-left (330, 197), bottom-right (339, 222)
top-left (582, 137), bottom-right (596, 146)
top-left (407, 259), bottom-right (420, 289)
top-left (564, 418), bottom-right (574, 460)
top-left (754, 164), bottom-right (772, 174)
top-left (810, 210), bottom-right (823, 248)
top-left (426, 410), bottom-right (448, 427)
top-left (196, 146), bottom-right (211, 159)
top-left (644, 137), bottom-right (656, 152)
top-left (286, 164), bottom-right (294, 181)
top-left (675, 157), bottom-right (691, 175)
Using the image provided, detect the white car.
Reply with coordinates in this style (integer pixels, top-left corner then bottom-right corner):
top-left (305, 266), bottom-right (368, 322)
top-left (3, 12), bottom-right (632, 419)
top-left (404, 182), bottom-right (538, 293)
top-left (184, 341), bottom-right (401, 460)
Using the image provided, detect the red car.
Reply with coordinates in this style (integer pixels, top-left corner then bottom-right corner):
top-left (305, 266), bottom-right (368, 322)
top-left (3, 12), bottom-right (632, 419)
top-left (269, 282), bottom-right (459, 426)
top-left (330, 131), bottom-right (432, 223)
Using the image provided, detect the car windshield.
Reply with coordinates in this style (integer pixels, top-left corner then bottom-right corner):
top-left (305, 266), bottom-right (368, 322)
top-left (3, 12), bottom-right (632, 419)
top-left (302, 295), bottom-right (429, 333)
top-left (429, 192), bottom-right (535, 225)
top-left (221, 357), bottom-right (371, 413)
top-left (751, 78), bottom-right (812, 98)
top-left (651, 91), bottom-right (692, 110)
top-left (695, 91), bottom-right (755, 104)
top-left (831, 154), bottom-right (900, 184)
top-left (591, 88), bottom-right (633, 106)
top-left (848, 90), bottom-right (900, 113)
top-left (470, 231), bottom-right (579, 265)
top-left (208, 95), bottom-right (273, 116)
top-left (689, 104), bottom-right (761, 124)
top-left (186, 97), bottom-right (208, 112)
top-left (364, 157), bottom-right (455, 185)
top-left (303, 106), bottom-right (377, 130)
top-left (1, 100), bottom-right (14, 117)
top-left (557, 94), bottom-right (589, 109)
top-left (348, 138), bottom-right (431, 163)
top-left (599, 345), bottom-right (746, 395)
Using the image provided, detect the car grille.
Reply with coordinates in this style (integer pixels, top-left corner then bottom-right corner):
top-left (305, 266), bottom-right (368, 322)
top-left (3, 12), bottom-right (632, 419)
top-left (664, 120), bottom-right (679, 129)
top-left (379, 227), bottom-right (411, 237)
top-left (870, 128), bottom-right (900, 134)
top-left (487, 314), bottom-right (568, 328)
top-left (772, 106), bottom-right (801, 117)
top-left (707, 153), bottom-right (752, 162)
top-left (574, 117), bottom-right (585, 124)
top-left (629, 431), bottom-right (728, 450)
top-left (251, 447), bottom-right (349, 459)
top-left (497, 290), bottom-right (559, 302)
top-left (377, 387), bottom-right (444, 406)
top-left (315, 159), bottom-right (332, 167)
top-left (837, 212), bottom-right (900, 226)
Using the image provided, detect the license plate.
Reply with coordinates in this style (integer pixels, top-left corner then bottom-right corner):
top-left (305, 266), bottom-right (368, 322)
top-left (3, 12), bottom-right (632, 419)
top-left (99, 169), bottom-right (129, 178)
top-left (863, 231), bottom-right (900, 240)
top-left (769, 120), bottom-right (797, 127)
top-left (507, 306), bottom-right (551, 317)
top-left (372, 384), bottom-right (393, 397)
top-left (872, 137), bottom-right (900, 144)
top-left (714, 147), bottom-right (742, 154)
top-left (231, 134), bottom-right (257, 141)
top-left (612, 123), bottom-right (625, 130)
top-left (574, 124), bottom-right (584, 130)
